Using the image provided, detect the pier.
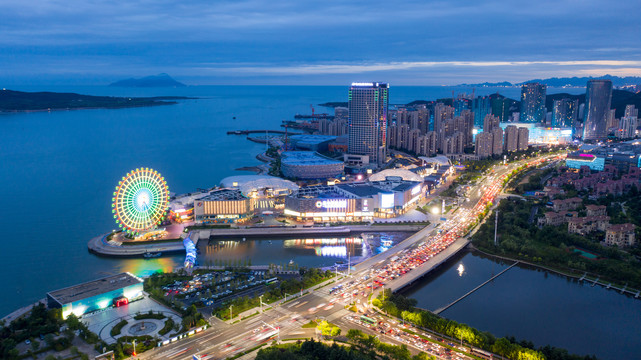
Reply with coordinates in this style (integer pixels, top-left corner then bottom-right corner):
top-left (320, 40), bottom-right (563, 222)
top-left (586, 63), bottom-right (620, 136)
top-left (87, 224), bottom-right (424, 257)
top-left (227, 129), bottom-right (300, 135)
top-left (434, 261), bottom-right (519, 315)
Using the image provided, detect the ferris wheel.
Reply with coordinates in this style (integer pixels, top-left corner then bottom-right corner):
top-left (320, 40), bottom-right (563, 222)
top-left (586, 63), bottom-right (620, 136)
top-left (112, 168), bottom-right (169, 235)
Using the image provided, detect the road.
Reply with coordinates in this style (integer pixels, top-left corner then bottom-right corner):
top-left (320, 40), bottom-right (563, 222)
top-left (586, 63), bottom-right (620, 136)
top-left (134, 153), bottom-right (563, 360)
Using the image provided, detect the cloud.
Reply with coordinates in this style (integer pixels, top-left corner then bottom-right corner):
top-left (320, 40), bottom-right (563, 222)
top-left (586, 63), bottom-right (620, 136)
top-left (0, 0), bottom-right (640, 84)
top-left (198, 60), bottom-right (641, 75)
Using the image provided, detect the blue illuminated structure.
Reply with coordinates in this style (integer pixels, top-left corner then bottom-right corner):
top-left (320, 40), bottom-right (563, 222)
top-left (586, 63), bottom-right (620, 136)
top-left (183, 232), bottom-right (197, 269)
top-left (47, 272), bottom-right (143, 319)
top-left (565, 153), bottom-right (605, 171)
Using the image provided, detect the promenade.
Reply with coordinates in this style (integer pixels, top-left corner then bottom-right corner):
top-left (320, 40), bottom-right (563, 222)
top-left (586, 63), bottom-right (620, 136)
top-left (87, 224), bottom-right (424, 257)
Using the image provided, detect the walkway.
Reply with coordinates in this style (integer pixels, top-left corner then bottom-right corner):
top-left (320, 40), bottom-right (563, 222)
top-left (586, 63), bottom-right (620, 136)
top-left (434, 261), bottom-right (519, 314)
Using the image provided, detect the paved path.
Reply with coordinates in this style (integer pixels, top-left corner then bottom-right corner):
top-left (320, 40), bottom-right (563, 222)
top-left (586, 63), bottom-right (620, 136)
top-left (88, 224), bottom-right (424, 257)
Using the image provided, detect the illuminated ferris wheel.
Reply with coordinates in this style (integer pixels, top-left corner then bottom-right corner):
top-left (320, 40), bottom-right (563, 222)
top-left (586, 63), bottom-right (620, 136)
top-left (112, 168), bottom-right (169, 235)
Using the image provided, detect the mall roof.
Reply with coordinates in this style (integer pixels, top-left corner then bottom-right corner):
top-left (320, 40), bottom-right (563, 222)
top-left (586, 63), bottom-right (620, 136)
top-left (419, 155), bottom-right (451, 167)
top-left (200, 188), bottom-right (246, 201)
top-left (281, 151), bottom-right (344, 166)
top-left (337, 183), bottom-right (385, 197)
top-left (289, 134), bottom-right (337, 145)
top-left (368, 169), bottom-right (423, 182)
top-left (47, 272), bottom-right (142, 305)
top-left (220, 175), bottom-right (298, 195)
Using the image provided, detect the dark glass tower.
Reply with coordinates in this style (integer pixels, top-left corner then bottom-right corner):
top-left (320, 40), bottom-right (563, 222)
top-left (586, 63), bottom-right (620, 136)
top-left (348, 82), bottom-right (389, 166)
top-left (552, 98), bottom-right (579, 128)
top-left (520, 82), bottom-right (547, 123)
top-left (582, 80), bottom-right (612, 141)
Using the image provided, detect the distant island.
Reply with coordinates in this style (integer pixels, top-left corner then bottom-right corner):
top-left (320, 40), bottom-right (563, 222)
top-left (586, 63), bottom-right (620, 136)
top-left (318, 101), bottom-right (347, 108)
top-left (109, 73), bottom-right (186, 87)
top-left (0, 89), bottom-right (190, 112)
top-left (459, 75), bottom-right (641, 88)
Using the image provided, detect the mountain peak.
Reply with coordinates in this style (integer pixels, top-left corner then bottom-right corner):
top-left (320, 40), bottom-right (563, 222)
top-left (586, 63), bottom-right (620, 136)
top-left (109, 74), bottom-right (186, 88)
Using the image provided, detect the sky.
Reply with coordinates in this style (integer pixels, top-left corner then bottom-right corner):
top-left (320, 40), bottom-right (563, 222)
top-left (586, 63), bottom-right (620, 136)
top-left (1, 0), bottom-right (641, 85)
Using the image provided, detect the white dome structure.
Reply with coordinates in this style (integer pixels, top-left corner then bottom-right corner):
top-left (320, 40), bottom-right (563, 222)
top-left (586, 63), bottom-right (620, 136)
top-left (368, 169), bottom-right (423, 182)
top-left (419, 155), bottom-right (451, 167)
top-left (220, 175), bottom-right (299, 196)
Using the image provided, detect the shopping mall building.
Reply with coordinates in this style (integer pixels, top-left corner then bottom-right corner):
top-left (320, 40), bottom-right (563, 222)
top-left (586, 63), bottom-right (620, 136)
top-left (284, 177), bottom-right (425, 222)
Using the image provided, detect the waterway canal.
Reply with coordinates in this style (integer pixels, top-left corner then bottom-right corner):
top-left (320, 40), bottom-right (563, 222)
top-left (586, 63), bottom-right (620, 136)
top-left (401, 250), bottom-right (641, 360)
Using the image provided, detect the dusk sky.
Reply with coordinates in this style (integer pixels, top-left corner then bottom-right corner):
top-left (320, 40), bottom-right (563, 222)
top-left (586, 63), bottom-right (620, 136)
top-left (2, 0), bottom-right (640, 85)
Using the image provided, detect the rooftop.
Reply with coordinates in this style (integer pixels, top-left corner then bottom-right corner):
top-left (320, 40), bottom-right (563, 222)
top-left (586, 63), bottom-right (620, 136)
top-left (289, 134), bottom-right (337, 146)
top-left (200, 188), bottom-right (247, 201)
top-left (281, 151), bottom-right (344, 166)
top-left (220, 175), bottom-right (298, 195)
top-left (48, 272), bottom-right (142, 305)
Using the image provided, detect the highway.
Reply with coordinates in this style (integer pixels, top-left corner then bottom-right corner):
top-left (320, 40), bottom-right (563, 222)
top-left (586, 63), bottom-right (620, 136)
top-left (136, 153), bottom-right (563, 360)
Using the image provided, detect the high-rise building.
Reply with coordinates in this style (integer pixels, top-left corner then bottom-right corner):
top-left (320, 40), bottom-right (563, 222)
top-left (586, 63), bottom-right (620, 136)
top-left (475, 132), bottom-right (494, 159)
top-left (520, 82), bottom-right (547, 123)
top-left (433, 103), bottom-right (454, 138)
top-left (504, 125), bottom-right (519, 152)
top-left (473, 96), bottom-right (491, 128)
top-left (552, 98), bottom-right (578, 128)
top-left (483, 114), bottom-right (500, 132)
top-left (582, 80), bottom-right (612, 141)
top-left (348, 82), bottom-right (389, 166)
top-left (618, 105), bottom-right (639, 139)
top-left (491, 127), bottom-right (503, 155)
top-left (517, 127), bottom-right (529, 151)
top-left (417, 106), bottom-right (430, 134)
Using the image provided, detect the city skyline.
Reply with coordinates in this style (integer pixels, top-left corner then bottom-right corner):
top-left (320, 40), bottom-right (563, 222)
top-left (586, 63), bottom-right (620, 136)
top-left (1, 0), bottom-right (641, 85)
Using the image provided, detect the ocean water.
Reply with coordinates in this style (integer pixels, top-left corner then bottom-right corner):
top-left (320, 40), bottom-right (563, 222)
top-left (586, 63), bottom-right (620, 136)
top-left (0, 85), bottom-right (584, 317)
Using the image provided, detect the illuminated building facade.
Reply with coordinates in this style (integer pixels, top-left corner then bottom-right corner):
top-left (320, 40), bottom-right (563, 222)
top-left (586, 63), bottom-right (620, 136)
top-left (499, 123), bottom-right (572, 144)
top-left (47, 273), bottom-right (143, 319)
top-left (565, 153), bottom-right (606, 171)
top-left (280, 151), bottom-right (345, 179)
top-left (284, 178), bottom-right (424, 222)
top-left (583, 80), bottom-right (613, 141)
top-left (348, 82), bottom-right (389, 166)
top-left (520, 83), bottom-right (547, 123)
top-left (552, 98), bottom-right (579, 128)
top-left (194, 189), bottom-right (253, 223)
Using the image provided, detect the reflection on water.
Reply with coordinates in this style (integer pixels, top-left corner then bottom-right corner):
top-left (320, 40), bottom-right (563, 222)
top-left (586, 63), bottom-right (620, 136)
top-left (115, 256), bottom-right (180, 277)
top-left (404, 251), bottom-right (641, 360)
top-left (198, 233), bottom-right (409, 268)
top-left (283, 238), bottom-right (364, 258)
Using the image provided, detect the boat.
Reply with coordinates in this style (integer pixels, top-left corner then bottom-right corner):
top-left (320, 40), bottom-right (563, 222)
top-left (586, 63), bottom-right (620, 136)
top-left (143, 252), bottom-right (162, 259)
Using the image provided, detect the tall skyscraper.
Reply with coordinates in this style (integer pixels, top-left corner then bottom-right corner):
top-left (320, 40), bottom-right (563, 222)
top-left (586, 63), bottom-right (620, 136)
top-left (520, 82), bottom-right (547, 123)
top-left (552, 98), bottom-right (578, 128)
top-left (517, 127), bottom-right (529, 151)
top-left (348, 82), bottom-right (389, 166)
top-left (582, 80), bottom-right (613, 141)
top-left (504, 125), bottom-right (519, 152)
top-left (473, 96), bottom-right (491, 128)
top-left (483, 114), bottom-right (500, 132)
top-left (475, 132), bottom-right (493, 159)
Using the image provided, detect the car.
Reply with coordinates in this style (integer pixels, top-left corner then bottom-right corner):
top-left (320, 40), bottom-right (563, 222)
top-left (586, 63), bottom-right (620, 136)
top-left (25, 340), bottom-right (31, 345)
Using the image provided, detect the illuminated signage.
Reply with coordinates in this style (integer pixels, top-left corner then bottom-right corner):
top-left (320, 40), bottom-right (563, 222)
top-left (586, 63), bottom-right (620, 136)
top-left (411, 185), bottom-right (421, 195)
top-left (315, 199), bottom-right (347, 208)
top-left (381, 193), bottom-right (394, 209)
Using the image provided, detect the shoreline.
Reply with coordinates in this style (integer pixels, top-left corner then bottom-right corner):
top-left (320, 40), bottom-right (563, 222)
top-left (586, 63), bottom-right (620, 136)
top-left (0, 101), bottom-right (177, 113)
